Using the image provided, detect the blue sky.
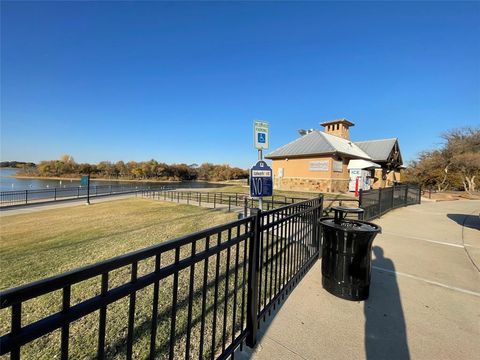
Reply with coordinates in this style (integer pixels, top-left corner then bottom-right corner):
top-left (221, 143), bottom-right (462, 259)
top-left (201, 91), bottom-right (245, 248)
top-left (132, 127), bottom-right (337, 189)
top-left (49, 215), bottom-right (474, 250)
top-left (1, 1), bottom-right (479, 168)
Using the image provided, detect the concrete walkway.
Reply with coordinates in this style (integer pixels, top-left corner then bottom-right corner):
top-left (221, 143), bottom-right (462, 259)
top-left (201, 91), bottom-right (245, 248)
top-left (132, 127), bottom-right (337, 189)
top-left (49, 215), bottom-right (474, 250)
top-left (238, 200), bottom-right (480, 360)
top-left (0, 193), bottom-right (138, 217)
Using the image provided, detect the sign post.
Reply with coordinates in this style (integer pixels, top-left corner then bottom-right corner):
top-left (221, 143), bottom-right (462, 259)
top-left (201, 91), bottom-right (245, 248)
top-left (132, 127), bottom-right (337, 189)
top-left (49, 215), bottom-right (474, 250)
top-left (81, 175), bottom-right (90, 205)
top-left (251, 121), bottom-right (271, 210)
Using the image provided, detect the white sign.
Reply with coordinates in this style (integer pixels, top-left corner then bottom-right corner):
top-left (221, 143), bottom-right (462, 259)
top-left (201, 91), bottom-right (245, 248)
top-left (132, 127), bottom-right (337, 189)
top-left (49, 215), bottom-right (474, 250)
top-left (309, 160), bottom-right (329, 171)
top-left (252, 170), bottom-right (271, 177)
top-left (254, 121), bottom-right (269, 150)
top-left (333, 160), bottom-right (343, 172)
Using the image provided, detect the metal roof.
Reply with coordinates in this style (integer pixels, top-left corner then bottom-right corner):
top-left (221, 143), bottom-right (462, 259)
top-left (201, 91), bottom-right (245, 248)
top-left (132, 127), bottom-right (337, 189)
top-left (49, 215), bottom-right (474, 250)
top-left (354, 138), bottom-right (398, 162)
top-left (266, 130), bottom-right (371, 159)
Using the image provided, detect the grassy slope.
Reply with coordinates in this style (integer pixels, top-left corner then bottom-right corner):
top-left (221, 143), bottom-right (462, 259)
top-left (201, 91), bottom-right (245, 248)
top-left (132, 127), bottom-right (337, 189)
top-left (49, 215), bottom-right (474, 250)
top-left (0, 198), bottom-right (236, 290)
top-left (1, 198), bottom-right (242, 359)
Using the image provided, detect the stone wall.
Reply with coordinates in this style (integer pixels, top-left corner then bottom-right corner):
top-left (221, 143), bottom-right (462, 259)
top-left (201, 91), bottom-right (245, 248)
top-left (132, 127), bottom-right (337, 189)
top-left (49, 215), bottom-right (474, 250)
top-left (275, 177), bottom-right (349, 193)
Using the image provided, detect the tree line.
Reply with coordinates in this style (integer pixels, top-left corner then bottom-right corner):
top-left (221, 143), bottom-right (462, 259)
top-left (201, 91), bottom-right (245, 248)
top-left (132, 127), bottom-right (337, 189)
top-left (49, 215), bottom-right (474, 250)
top-left (18, 155), bottom-right (249, 182)
top-left (0, 161), bottom-right (36, 168)
top-left (404, 127), bottom-right (479, 193)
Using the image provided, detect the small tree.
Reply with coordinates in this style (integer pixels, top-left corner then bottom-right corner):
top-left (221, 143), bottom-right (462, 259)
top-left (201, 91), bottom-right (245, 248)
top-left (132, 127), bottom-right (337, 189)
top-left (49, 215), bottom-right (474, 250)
top-left (451, 152), bottom-right (480, 193)
top-left (406, 127), bottom-right (479, 192)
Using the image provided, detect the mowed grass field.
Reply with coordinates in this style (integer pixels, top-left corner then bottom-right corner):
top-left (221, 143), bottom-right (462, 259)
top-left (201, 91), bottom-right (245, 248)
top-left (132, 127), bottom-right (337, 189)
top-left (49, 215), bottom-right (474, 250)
top-left (1, 198), bottom-right (245, 359)
top-left (200, 184), bottom-right (345, 198)
top-left (0, 198), bottom-right (236, 290)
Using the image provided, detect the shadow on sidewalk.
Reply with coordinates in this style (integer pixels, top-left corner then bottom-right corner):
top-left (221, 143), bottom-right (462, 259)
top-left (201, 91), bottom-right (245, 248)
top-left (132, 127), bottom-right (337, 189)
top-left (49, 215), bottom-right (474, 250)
top-left (447, 213), bottom-right (480, 231)
top-left (364, 246), bottom-right (410, 360)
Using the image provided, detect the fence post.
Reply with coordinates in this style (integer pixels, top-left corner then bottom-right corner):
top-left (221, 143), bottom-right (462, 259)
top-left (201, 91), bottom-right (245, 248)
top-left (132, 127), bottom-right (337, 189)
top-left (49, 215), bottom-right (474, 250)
top-left (404, 184), bottom-right (409, 206)
top-left (198, 192), bottom-right (201, 206)
top-left (214, 193), bottom-right (216, 208)
top-left (77, 187), bottom-right (80, 198)
top-left (244, 197), bottom-right (248, 217)
top-left (235, 193), bottom-right (238, 206)
top-left (246, 209), bottom-right (261, 347)
top-left (378, 187), bottom-right (382, 215)
top-left (54, 188), bottom-right (57, 201)
top-left (228, 196), bottom-right (231, 212)
top-left (390, 184), bottom-right (395, 209)
top-left (358, 189), bottom-right (363, 208)
top-left (418, 186), bottom-right (422, 204)
top-left (25, 190), bottom-right (28, 204)
top-left (314, 195), bottom-right (322, 258)
top-left (110, 185), bottom-right (112, 195)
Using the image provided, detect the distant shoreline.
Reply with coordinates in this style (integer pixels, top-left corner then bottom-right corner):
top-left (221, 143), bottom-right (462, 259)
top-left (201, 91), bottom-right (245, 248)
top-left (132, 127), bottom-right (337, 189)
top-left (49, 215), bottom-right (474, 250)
top-left (13, 175), bottom-right (181, 183)
top-left (11, 175), bottom-right (247, 185)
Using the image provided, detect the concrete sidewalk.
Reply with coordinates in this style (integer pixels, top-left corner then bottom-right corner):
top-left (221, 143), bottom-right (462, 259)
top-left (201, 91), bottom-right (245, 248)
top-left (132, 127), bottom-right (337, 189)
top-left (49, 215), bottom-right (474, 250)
top-left (238, 200), bottom-right (480, 360)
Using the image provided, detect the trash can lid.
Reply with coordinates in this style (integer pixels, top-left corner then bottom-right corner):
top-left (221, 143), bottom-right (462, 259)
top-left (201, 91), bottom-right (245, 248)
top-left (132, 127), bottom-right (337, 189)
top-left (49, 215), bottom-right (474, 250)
top-left (320, 218), bottom-right (381, 233)
top-left (331, 206), bottom-right (364, 213)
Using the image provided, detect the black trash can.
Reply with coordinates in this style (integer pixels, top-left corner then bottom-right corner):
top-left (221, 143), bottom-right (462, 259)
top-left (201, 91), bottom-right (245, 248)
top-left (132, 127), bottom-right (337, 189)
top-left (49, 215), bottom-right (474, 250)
top-left (320, 206), bottom-right (381, 301)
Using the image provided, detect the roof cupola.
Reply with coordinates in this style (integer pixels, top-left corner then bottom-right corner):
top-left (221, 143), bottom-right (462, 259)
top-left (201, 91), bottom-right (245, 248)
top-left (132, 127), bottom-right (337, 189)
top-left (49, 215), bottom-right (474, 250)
top-left (320, 118), bottom-right (354, 140)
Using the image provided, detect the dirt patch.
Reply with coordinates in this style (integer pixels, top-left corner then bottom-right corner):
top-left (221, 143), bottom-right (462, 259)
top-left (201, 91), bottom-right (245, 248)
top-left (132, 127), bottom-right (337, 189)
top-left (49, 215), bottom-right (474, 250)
top-left (422, 191), bottom-right (480, 201)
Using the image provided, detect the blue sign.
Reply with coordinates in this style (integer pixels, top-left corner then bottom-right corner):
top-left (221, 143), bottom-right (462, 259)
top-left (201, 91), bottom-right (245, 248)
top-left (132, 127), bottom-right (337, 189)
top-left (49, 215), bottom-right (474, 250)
top-left (257, 132), bottom-right (266, 144)
top-left (250, 160), bottom-right (273, 197)
top-left (80, 175), bottom-right (89, 186)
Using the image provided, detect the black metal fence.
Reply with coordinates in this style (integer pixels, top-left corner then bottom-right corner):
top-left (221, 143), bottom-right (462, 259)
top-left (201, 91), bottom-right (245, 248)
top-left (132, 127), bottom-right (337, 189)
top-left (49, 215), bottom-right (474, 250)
top-left (0, 196), bottom-right (323, 360)
top-left (142, 190), bottom-right (311, 213)
top-left (0, 185), bottom-right (171, 208)
top-left (359, 184), bottom-right (421, 220)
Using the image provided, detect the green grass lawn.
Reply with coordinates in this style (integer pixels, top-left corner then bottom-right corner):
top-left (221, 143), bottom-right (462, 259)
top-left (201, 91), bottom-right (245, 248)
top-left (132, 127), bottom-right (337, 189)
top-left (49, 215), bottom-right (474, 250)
top-left (0, 198), bottom-right (237, 290)
top-left (1, 198), bottom-right (245, 359)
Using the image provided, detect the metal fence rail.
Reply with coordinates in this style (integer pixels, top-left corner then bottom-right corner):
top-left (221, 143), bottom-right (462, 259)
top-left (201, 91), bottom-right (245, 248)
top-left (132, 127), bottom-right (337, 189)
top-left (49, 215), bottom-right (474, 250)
top-left (256, 198), bottom-right (323, 328)
top-left (0, 185), bottom-right (171, 208)
top-left (0, 197), bottom-right (323, 359)
top-left (359, 184), bottom-right (421, 220)
top-left (142, 189), bottom-right (311, 213)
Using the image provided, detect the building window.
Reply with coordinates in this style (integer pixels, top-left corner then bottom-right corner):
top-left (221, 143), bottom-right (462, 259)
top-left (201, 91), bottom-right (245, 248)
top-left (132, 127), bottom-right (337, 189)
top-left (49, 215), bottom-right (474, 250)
top-left (309, 160), bottom-right (329, 171)
top-left (333, 160), bottom-right (343, 172)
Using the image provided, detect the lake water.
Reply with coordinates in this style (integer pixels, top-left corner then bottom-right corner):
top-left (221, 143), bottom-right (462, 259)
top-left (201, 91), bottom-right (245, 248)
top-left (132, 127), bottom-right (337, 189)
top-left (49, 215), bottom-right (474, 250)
top-left (0, 168), bottom-right (228, 192)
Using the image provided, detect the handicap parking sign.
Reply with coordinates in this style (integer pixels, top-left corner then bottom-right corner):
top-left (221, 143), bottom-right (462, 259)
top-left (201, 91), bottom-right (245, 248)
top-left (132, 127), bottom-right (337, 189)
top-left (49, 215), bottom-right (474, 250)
top-left (254, 121), bottom-right (269, 150)
top-left (258, 132), bottom-right (266, 144)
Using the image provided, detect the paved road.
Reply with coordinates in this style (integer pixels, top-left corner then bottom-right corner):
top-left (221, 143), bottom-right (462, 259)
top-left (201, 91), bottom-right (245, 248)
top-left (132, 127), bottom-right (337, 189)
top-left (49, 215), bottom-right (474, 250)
top-left (238, 200), bottom-right (480, 360)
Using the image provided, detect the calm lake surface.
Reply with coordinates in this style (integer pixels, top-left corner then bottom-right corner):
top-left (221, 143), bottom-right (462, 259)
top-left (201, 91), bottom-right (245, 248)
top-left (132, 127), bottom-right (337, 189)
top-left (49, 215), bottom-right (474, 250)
top-left (0, 168), bottom-right (229, 192)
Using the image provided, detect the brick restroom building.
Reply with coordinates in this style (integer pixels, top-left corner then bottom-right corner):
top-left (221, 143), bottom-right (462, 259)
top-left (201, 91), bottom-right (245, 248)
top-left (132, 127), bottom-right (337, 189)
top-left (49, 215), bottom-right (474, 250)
top-left (265, 119), bottom-right (404, 193)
